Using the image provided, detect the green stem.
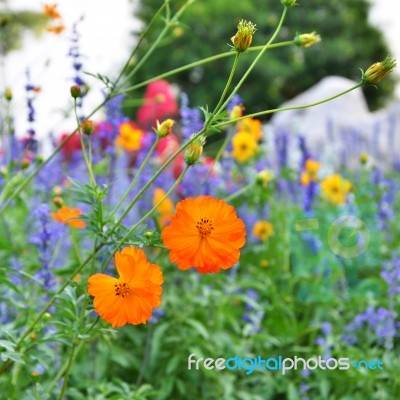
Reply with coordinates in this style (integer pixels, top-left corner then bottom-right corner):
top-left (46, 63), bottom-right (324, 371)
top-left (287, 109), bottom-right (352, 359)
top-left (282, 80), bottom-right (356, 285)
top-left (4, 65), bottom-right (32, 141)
top-left (216, 7), bottom-right (288, 114)
top-left (118, 41), bottom-right (293, 96)
top-left (118, 0), bottom-right (196, 89)
top-left (74, 100), bottom-right (96, 186)
top-left (214, 82), bottom-right (364, 128)
top-left (224, 183), bottom-right (254, 202)
top-left (102, 165), bottom-right (190, 269)
top-left (212, 53), bottom-right (240, 115)
top-left (0, 99), bottom-right (108, 215)
top-left (113, 1), bottom-right (168, 88)
top-left (106, 137), bottom-right (160, 223)
top-left (58, 341), bottom-right (78, 400)
top-left (198, 129), bottom-right (233, 194)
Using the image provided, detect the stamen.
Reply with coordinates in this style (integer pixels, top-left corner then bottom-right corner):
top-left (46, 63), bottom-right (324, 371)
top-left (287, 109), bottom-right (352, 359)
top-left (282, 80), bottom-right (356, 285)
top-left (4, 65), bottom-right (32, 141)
top-left (196, 217), bottom-right (215, 237)
top-left (114, 282), bottom-right (131, 298)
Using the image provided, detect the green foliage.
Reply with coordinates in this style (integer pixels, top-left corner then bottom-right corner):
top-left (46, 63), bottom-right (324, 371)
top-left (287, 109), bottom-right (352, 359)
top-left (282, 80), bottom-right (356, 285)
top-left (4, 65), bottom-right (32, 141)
top-left (131, 0), bottom-right (394, 112)
top-left (0, 10), bottom-right (48, 55)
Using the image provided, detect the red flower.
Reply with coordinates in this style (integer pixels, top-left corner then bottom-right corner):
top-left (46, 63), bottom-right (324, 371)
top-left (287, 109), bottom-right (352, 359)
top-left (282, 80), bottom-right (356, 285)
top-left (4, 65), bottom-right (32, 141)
top-left (137, 80), bottom-right (178, 130)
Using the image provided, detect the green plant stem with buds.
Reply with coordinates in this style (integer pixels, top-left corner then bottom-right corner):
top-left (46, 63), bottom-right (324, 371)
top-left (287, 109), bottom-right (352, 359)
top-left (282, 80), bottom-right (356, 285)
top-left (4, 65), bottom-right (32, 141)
top-left (105, 137), bottom-right (160, 223)
top-left (101, 165), bottom-right (190, 270)
top-left (117, 0), bottom-right (196, 89)
top-left (73, 100), bottom-right (96, 186)
top-left (214, 6), bottom-right (288, 116)
top-left (112, 0), bottom-right (168, 88)
top-left (118, 41), bottom-right (294, 95)
top-left (214, 82), bottom-right (364, 128)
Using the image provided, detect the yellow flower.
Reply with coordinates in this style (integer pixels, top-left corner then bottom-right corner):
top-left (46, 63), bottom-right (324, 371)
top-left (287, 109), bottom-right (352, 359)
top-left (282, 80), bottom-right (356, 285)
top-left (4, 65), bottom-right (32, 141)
top-left (320, 174), bottom-right (352, 205)
top-left (237, 118), bottom-right (262, 141)
top-left (153, 188), bottom-right (174, 227)
top-left (115, 122), bottom-right (143, 151)
top-left (252, 221), bottom-right (274, 241)
top-left (301, 159), bottom-right (321, 186)
top-left (231, 132), bottom-right (258, 163)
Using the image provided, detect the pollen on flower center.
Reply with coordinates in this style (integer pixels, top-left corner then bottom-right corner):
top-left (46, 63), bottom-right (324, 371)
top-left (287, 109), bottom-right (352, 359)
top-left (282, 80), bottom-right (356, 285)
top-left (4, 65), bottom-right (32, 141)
top-left (196, 217), bottom-right (214, 237)
top-left (114, 282), bottom-right (131, 298)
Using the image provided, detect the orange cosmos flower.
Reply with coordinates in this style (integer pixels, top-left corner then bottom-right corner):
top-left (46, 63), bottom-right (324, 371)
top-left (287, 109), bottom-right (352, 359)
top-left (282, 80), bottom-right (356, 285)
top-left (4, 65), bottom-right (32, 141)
top-left (88, 246), bottom-right (164, 328)
top-left (51, 205), bottom-right (86, 229)
top-left (161, 196), bottom-right (246, 274)
top-left (43, 3), bottom-right (61, 19)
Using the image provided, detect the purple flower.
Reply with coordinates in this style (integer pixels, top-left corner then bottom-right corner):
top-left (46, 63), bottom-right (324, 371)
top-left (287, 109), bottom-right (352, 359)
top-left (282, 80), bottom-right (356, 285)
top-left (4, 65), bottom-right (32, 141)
top-left (179, 93), bottom-right (204, 138)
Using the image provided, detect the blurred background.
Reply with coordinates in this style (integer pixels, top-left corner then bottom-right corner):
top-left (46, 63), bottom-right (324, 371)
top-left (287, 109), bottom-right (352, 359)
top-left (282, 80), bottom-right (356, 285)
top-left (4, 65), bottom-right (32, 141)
top-left (0, 0), bottom-right (399, 140)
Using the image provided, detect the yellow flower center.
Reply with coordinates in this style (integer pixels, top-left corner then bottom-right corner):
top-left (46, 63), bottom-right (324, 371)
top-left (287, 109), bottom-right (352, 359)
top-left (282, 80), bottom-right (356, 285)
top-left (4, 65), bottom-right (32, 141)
top-left (196, 217), bottom-right (214, 237)
top-left (114, 282), bottom-right (131, 298)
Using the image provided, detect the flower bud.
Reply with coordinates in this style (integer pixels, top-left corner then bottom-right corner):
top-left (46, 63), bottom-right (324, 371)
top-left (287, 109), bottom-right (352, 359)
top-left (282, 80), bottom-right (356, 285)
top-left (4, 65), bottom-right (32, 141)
top-left (294, 32), bottom-right (321, 48)
top-left (144, 231), bottom-right (154, 239)
top-left (359, 152), bottom-right (369, 165)
top-left (53, 185), bottom-right (63, 196)
top-left (70, 85), bottom-right (81, 98)
top-left (155, 119), bottom-right (174, 138)
top-left (281, 0), bottom-right (297, 7)
top-left (184, 134), bottom-right (206, 166)
top-left (256, 169), bottom-right (274, 186)
top-left (362, 55), bottom-right (396, 85)
top-left (53, 196), bottom-right (64, 207)
top-left (231, 20), bottom-right (256, 52)
top-left (21, 158), bottom-right (31, 169)
top-left (80, 119), bottom-right (94, 135)
top-left (4, 87), bottom-right (12, 101)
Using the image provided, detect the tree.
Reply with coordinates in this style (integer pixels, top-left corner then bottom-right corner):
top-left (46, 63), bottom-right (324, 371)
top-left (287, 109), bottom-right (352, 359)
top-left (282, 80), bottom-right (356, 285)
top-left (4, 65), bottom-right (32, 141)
top-left (129, 0), bottom-right (394, 115)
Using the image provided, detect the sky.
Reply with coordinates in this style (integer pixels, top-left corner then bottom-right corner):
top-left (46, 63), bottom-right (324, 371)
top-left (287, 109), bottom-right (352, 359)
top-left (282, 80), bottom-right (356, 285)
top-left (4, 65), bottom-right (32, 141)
top-left (1, 0), bottom-right (400, 144)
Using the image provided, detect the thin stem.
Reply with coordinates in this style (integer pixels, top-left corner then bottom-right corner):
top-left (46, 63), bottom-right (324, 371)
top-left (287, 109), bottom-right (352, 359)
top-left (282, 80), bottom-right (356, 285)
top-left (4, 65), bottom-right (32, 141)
top-left (74, 99), bottom-right (96, 186)
top-left (214, 82), bottom-right (364, 128)
top-left (136, 325), bottom-right (153, 386)
top-left (113, 1), bottom-right (168, 88)
top-left (198, 128), bottom-right (233, 194)
top-left (212, 53), bottom-right (240, 115)
top-left (58, 341), bottom-right (78, 400)
top-left (106, 137), bottom-right (160, 223)
top-left (0, 98), bottom-right (108, 215)
top-left (216, 7), bottom-right (288, 114)
top-left (224, 183), bottom-right (254, 203)
top-left (102, 165), bottom-right (190, 269)
top-left (117, 42), bottom-right (294, 96)
top-left (118, 0), bottom-right (196, 89)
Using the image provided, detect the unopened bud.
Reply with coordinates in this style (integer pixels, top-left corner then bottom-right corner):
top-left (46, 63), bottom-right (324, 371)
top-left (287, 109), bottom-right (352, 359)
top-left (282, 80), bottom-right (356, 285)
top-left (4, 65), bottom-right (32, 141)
top-left (21, 158), bottom-right (31, 169)
top-left (155, 119), bottom-right (174, 138)
top-left (231, 20), bottom-right (256, 52)
top-left (362, 55), bottom-right (396, 85)
top-left (53, 196), bottom-right (64, 207)
top-left (184, 134), bottom-right (206, 166)
top-left (294, 32), bottom-right (321, 48)
top-left (359, 152), bottom-right (369, 165)
top-left (80, 119), bottom-right (94, 135)
top-left (281, 0), bottom-right (297, 7)
top-left (70, 85), bottom-right (81, 98)
top-left (256, 169), bottom-right (274, 186)
top-left (4, 87), bottom-right (12, 101)
top-left (144, 231), bottom-right (154, 239)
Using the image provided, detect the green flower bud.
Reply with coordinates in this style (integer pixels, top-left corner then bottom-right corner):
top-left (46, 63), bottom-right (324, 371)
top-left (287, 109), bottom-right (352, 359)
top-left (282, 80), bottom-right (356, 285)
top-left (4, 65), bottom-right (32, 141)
top-left (362, 55), bottom-right (396, 85)
top-left (184, 134), bottom-right (206, 166)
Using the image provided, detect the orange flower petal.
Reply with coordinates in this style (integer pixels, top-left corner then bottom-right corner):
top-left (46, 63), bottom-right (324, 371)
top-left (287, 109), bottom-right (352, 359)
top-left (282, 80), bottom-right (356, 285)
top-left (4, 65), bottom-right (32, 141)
top-left (88, 246), bottom-right (163, 327)
top-left (162, 196), bottom-right (246, 273)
